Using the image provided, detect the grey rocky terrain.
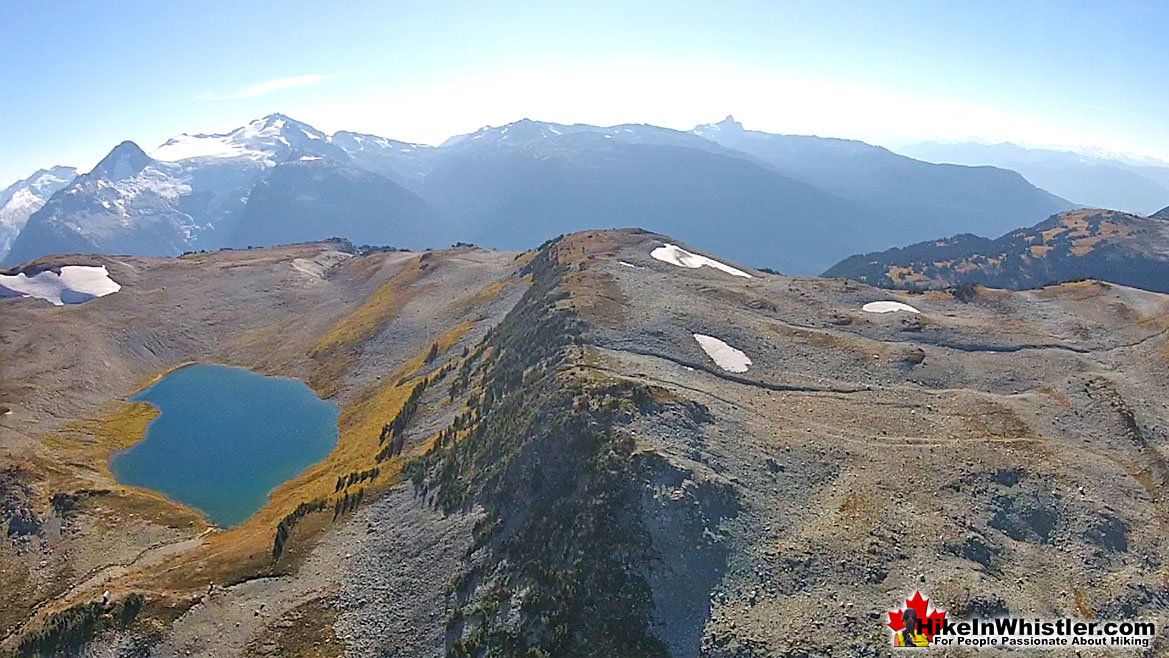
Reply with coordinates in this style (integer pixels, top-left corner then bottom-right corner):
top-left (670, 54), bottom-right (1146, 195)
top-left (3, 230), bottom-right (1168, 656)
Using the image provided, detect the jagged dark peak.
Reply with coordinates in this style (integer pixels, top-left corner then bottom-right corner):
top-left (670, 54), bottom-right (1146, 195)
top-left (89, 141), bottom-right (152, 180)
top-left (693, 115), bottom-right (743, 134)
top-left (718, 114), bottom-right (743, 130)
top-left (692, 115), bottom-right (878, 153)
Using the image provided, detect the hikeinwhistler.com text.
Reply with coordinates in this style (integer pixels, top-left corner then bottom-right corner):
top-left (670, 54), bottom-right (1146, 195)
top-left (920, 617), bottom-right (1157, 649)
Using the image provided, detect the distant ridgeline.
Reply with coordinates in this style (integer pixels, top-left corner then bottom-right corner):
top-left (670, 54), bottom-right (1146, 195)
top-left (2, 114), bottom-right (1073, 275)
top-left (824, 209), bottom-right (1169, 294)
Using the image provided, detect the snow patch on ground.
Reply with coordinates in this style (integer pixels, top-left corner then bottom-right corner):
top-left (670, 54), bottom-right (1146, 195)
top-left (693, 334), bottom-right (751, 372)
top-left (651, 244), bottom-right (752, 278)
top-left (617, 260), bottom-right (641, 269)
top-left (0, 265), bottom-right (121, 305)
top-left (862, 301), bottom-right (920, 314)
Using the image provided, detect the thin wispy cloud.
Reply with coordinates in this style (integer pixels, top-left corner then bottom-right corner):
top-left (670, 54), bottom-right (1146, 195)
top-left (196, 74), bottom-right (329, 101)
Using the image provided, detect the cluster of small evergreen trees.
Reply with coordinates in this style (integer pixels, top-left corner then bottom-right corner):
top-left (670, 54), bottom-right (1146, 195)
top-left (376, 435), bottom-right (406, 463)
top-left (449, 345), bottom-right (484, 398)
top-left (17, 593), bottom-right (144, 657)
top-left (272, 498), bottom-right (328, 560)
top-left (334, 467), bottom-right (379, 493)
top-left (376, 377), bottom-right (430, 462)
top-left (333, 488), bottom-right (365, 521)
top-left (271, 488), bottom-right (372, 561)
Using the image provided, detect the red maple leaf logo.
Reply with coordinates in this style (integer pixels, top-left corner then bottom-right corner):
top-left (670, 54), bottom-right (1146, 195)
top-left (888, 591), bottom-right (947, 641)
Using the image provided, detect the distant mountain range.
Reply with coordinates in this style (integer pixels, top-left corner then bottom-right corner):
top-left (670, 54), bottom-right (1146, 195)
top-left (694, 119), bottom-right (1071, 240)
top-left (898, 141), bottom-right (1169, 216)
top-left (3, 114), bottom-right (1074, 273)
top-left (824, 208), bottom-right (1169, 294)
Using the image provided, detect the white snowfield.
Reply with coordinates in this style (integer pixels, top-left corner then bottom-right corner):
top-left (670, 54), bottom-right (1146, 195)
top-left (0, 167), bottom-right (78, 259)
top-left (693, 334), bottom-right (752, 373)
top-left (0, 265), bottom-right (121, 305)
top-left (650, 244), bottom-right (752, 278)
top-left (150, 115), bottom-right (327, 165)
top-left (862, 301), bottom-right (920, 314)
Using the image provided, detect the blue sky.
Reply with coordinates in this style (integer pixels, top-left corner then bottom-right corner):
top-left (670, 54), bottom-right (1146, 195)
top-left (2, 0), bottom-right (1167, 186)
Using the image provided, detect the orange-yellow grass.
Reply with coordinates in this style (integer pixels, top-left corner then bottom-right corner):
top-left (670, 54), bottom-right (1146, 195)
top-left (5, 409), bottom-right (208, 642)
top-left (1071, 235), bottom-right (1104, 256)
top-left (37, 363), bottom-right (212, 533)
top-left (11, 261), bottom-right (525, 641)
top-left (17, 269), bottom-right (511, 628)
top-left (511, 250), bottom-right (537, 270)
top-left (41, 360), bottom-right (211, 484)
top-left (112, 319), bottom-right (477, 593)
top-left (307, 256), bottom-right (426, 396)
top-left (886, 265), bottom-right (927, 285)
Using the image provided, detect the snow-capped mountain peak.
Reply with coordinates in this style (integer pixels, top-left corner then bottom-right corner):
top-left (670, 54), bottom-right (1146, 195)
top-left (89, 141), bottom-right (152, 180)
top-left (5, 113), bottom-right (362, 266)
top-left (441, 118), bottom-right (589, 148)
top-left (246, 112), bottom-right (328, 144)
top-left (0, 166), bottom-right (78, 260)
top-left (151, 113), bottom-right (333, 165)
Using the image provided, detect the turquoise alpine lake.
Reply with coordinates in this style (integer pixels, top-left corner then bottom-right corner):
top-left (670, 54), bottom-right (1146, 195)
top-left (109, 364), bottom-right (339, 527)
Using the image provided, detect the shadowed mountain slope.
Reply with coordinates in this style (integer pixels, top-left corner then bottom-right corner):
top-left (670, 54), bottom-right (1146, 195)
top-left (7, 115), bottom-right (1076, 275)
top-left (695, 117), bottom-right (1073, 240)
top-left (230, 157), bottom-right (439, 249)
top-left (824, 209), bottom-right (1169, 293)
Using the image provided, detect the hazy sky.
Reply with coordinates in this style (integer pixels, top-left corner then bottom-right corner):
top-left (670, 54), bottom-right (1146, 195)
top-left (3, 0), bottom-right (1167, 186)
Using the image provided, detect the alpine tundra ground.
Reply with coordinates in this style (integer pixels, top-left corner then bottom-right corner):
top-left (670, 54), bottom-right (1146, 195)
top-left (2, 230), bottom-right (1168, 657)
